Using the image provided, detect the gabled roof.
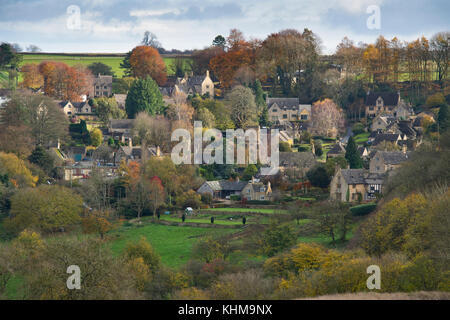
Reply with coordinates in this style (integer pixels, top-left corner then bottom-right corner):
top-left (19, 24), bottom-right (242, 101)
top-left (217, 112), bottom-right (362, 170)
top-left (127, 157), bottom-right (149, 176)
top-left (378, 151), bottom-right (411, 165)
top-left (267, 98), bottom-right (299, 110)
top-left (340, 169), bottom-right (366, 184)
top-left (279, 152), bottom-right (316, 168)
top-left (397, 121), bottom-right (416, 137)
top-left (357, 146), bottom-right (368, 157)
top-left (372, 133), bottom-right (402, 145)
top-left (202, 180), bottom-right (247, 192)
top-left (365, 92), bottom-right (400, 106)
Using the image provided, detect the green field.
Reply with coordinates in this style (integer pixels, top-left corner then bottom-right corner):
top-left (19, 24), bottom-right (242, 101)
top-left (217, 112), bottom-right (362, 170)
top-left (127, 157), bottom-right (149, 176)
top-left (204, 207), bottom-right (288, 214)
top-left (20, 54), bottom-right (191, 77)
top-left (109, 223), bottom-right (235, 268)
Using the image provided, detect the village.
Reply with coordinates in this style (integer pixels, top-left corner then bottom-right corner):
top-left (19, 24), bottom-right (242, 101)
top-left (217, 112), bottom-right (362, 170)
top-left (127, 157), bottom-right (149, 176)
top-left (0, 24), bottom-right (449, 301)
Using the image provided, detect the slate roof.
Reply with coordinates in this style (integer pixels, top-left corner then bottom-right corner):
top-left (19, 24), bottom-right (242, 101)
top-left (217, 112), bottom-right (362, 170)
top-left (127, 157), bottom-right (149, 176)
top-left (397, 121), bottom-right (416, 138)
top-left (365, 92), bottom-right (400, 106)
top-left (267, 98), bottom-right (299, 110)
top-left (203, 180), bottom-right (247, 192)
top-left (372, 133), bottom-right (402, 146)
top-left (379, 151), bottom-right (411, 165)
top-left (341, 169), bottom-right (366, 184)
top-left (279, 152), bottom-right (316, 168)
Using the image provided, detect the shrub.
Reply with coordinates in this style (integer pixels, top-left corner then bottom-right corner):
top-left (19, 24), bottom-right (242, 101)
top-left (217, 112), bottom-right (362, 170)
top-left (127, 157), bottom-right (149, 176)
top-left (349, 203), bottom-right (377, 216)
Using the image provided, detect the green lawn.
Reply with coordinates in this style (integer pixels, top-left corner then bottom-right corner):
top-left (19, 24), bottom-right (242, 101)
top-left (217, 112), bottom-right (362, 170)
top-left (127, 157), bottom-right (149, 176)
top-left (204, 207), bottom-right (288, 214)
top-left (20, 54), bottom-right (191, 77)
top-left (159, 215), bottom-right (245, 226)
top-left (354, 132), bottom-right (370, 144)
top-left (109, 223), bottom-right (235, 269)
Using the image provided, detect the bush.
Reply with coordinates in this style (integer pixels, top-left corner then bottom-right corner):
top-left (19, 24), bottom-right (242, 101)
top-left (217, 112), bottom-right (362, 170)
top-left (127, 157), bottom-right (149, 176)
top-left (245, 200), bottom-right (272, 205)
top-left (349, 203), bottom-right (377, 216)
top-left (352, 122), bottom-right (365, 135)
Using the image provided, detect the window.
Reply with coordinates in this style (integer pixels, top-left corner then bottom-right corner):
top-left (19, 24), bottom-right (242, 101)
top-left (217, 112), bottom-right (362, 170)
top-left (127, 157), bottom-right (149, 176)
top-left (104, 86), bottom-right (107, 89)
top-left (260, 187), bottom-right (265, 192)
top-left (301, 115), bottom-right (308, 120)
top-left (272, 109), bottom-right (278, 112)
top-left (283, 114), bottom-right (288, 119)
top-left (260, 196), bottom-right (265, 200)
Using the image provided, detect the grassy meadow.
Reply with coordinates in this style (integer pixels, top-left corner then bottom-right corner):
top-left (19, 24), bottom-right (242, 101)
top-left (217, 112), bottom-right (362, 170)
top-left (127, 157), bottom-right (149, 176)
top-left (19, 53), bottom-right (191, 77)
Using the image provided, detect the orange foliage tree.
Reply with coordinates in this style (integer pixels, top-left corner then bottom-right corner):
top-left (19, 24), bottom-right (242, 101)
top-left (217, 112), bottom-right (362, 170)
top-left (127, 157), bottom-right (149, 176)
top-left (209, 29), bottom-right (257, 88)
top-left (38, 61), bottom-right (92, 101)
top-left (129, 45), bottom-right (167, 85)
top-left (21, 63), bottom-right (44, 89)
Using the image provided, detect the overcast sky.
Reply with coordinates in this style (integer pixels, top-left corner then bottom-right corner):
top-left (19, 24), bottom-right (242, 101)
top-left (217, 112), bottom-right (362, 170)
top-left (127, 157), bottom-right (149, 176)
top-left (0, 0), bottom-right (448, 54)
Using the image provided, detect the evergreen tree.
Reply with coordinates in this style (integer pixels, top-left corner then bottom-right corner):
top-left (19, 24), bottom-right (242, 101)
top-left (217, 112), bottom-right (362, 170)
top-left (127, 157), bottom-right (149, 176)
top-left (28, 146), bottom-right (54, 174)
top-left (345, 136), bottom-right (363, 168)
top-left (125, 77), bottom-right (164, 118)
top-left (212, 35), bottom-right (226, 48)
top-left (253, 80), bottom-right (265, 107)
top-left (119, 51), bottom-right (132, 77)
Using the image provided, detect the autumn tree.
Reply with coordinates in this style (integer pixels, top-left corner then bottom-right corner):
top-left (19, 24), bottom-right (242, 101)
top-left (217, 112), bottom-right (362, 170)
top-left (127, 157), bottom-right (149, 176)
top-left (310, 99), bottom-right (344, 138)
top-left (190, 46), bottom-right (224, 75)
top-left (5, 185), bottom-right (83, 234)
top-left (82, 210), bottom-right (113, 239)
top-left (129, 45), bottom-right (167, 85)
top-left (227, 85), bottom-right (258, 128)
top-left (21, 63), bottom-right (44, 89)
top-left (430, 32), bottom-right (449, 82)
top-left (38, 61), bottom-right (93, 101)
top-left (1, 92), bottom-right (68, 147)
top-left (166, 91), bottom-right (194, 132)
top-left (209, 29), bottom-right (256, 88)
top-left (0, 152), bottom-right (38, 187)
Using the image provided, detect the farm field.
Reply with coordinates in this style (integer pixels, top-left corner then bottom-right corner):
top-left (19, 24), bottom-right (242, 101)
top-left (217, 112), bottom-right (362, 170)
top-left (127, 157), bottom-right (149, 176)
top-left (19, 53), bottom-right (192, 77)
top-left (109, 222), bottom-right (236, 269)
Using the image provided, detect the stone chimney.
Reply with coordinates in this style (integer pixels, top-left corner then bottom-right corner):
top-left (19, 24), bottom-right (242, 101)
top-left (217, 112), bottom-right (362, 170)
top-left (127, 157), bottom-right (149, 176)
top-left (128, 138), bottom-right (132, 148)
top-left (156, 146), bottom-right (161, 157)
top-left (402, 143), bottom-right (407, 154)
top-left (236, 176), bottom-right (240, 182)
top-left (206, 70), bottom-right (210, 79)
